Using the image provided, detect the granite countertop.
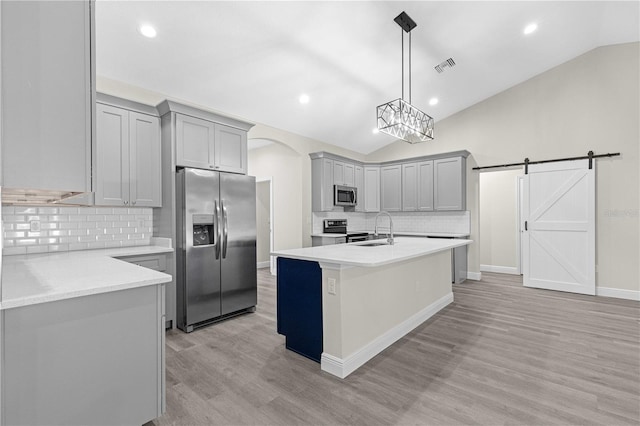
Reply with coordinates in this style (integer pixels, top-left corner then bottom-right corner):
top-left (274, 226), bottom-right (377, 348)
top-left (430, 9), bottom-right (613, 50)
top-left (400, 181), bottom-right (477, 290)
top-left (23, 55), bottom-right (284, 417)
top-left (1, 243), bottom-right (173, 310)
top-left (273, 237), bottom-right (472, 268)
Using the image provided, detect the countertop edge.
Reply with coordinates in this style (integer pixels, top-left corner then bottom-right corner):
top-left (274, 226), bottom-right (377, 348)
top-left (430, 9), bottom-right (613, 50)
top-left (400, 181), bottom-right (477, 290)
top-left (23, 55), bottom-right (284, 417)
top-left (1, 244), bottom-right (175, 310)
top-left (0, 275), bottom-right (171, 310)
top-left (273, 239), bottom-right (472, 268)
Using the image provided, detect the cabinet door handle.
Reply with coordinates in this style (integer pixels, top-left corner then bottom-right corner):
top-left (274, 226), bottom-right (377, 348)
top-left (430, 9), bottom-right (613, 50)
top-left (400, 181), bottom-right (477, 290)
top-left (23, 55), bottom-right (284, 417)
top-left (132, 201), bottom-right (136, 205)
top-left (124, 200), bottom-right (129, 205)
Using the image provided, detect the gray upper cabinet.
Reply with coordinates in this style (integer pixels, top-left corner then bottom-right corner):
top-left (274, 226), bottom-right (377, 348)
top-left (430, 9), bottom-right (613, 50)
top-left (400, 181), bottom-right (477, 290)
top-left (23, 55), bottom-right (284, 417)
top-left (311, 158), bottom-right (335, 212)
top-left (402, 163), bottom-right (418, 211)
top-left (363, 166), bottom-right (380, 212)
top-left (175, 113), bottom-right (247, 174)
top-left (434, 156), bottom-right (466, 211)
top-left (95, 97), bottom-right (161, 208)
top-left (354, 165), bottom-right (364, 212)
top-left (214, 124), bottom-right (247, 174)
top-left (130, 112), bottom-right (162, 207)
top-left (417, 160), bottom-right (434, 211)
top-left (380, 165), bottom-right (402, 212)
top-left (343, 163), bottom-right (355, 186)
top-left (333, 160), bottom-right (355, 186)
top-left (1, 0), bottom-right (93, 193)
top-left (333, 160), bottom-right (344, 186)
top-left (175, 114), bottom-right (216, 170)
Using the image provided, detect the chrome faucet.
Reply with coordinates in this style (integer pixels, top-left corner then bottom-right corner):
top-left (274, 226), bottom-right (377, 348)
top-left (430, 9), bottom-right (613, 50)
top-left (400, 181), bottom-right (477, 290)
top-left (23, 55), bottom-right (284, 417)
top-left (374, 211), bottom-right (394, 245)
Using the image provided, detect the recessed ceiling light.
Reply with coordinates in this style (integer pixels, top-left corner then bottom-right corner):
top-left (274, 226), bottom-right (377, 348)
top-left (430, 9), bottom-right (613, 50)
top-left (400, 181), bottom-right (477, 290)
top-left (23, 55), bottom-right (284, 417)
top-left (299, 94), bottom-right (310, 104)
top-left (523, 23), bottom-right (538, 35)
top-left (138, 24), bottom-right (157, 38)
top-left (429, 97), bottom-right (439, 106)
top-left (372, 128), bottom-right (380, 134)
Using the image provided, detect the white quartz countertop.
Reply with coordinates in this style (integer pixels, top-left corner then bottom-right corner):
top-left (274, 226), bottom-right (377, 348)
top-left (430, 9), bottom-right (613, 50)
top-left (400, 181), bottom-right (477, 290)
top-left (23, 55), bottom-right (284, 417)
top-left (273, 237), bottom-right (472, 268)
top-left (1, 244), bottom-right (173, 310)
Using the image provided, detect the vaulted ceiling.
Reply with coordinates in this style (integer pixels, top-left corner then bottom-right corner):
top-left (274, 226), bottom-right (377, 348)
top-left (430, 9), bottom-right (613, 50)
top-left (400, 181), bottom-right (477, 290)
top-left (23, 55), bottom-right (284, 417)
top-left (96, 1), bottom-right (639, 154)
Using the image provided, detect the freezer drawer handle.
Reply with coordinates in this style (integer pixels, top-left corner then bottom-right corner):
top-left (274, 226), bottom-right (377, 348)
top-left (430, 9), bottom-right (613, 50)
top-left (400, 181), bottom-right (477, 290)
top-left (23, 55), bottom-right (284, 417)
top-left (222, 200), bottom-right (229, 259)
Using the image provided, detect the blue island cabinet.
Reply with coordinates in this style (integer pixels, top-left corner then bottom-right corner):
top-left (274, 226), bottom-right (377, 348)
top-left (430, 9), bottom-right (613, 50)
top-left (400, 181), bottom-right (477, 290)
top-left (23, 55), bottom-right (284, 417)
top-left (276, 257), bottom-right (323, 362)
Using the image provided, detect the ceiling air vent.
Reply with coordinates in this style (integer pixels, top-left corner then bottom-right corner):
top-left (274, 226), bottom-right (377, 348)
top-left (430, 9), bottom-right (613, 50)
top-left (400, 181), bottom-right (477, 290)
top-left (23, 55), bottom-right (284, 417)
top-left (435, 58), bottom-right (456, 73)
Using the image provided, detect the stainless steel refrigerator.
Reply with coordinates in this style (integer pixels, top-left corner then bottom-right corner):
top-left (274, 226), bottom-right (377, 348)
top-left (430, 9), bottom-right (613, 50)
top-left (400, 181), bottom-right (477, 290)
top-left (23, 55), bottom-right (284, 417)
top-left (176, 168), bottom-right (257, 332)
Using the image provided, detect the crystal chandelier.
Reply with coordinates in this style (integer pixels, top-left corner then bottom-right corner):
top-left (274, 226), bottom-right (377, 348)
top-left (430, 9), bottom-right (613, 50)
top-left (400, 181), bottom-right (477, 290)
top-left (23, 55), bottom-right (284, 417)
top-left (376, 12), bottom-right (434, 143)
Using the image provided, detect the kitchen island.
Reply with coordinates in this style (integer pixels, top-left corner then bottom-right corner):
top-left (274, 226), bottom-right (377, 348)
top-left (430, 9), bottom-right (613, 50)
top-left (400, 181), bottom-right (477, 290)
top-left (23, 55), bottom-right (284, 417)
top-left (0, 245), bottom-right (172, 426)
top-left (273, 237), bottom-right (472, 378)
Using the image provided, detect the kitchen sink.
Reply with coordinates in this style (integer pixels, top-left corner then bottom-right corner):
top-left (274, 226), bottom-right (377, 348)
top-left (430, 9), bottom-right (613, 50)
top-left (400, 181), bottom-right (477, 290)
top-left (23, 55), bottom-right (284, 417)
top-left (353, 240), bottom-right (392, 247)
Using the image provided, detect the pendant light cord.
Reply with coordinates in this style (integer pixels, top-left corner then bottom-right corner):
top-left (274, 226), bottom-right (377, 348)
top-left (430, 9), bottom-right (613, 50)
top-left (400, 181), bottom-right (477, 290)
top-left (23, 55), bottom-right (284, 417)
top-left (409, 32), bottom-right (412, 104)
top-left (401, 27), bottom-right (404, 100)
top-left (400, 28), bottom-right (413, 103)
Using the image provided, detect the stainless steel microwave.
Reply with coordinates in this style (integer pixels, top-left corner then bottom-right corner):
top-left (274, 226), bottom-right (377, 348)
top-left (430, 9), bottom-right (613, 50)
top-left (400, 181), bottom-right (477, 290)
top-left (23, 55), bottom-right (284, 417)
top-left (334, 185), bottom-right (357, 207)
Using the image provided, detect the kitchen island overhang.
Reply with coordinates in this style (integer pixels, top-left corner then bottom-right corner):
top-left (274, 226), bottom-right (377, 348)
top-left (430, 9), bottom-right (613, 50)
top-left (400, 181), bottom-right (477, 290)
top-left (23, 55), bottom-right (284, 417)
top-left (273, 237), bottom-right (473, 378)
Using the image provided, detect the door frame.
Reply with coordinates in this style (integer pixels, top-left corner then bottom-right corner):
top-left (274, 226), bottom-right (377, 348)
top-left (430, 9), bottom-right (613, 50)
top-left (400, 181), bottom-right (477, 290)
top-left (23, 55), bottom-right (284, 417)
top-left (517, 175), bottom-right (524, 275)
top-left (256, 176), bottom-right (275, 275)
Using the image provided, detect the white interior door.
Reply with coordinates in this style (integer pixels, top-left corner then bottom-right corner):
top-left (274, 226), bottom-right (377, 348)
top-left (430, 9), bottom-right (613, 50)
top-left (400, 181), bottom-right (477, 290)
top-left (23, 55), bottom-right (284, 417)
top-left (523, 159), bottom-right (595, 295)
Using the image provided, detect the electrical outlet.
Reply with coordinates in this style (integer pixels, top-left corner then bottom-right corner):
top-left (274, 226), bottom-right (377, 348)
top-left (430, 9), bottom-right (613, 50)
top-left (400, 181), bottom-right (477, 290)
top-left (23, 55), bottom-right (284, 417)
top-left (328, 278), bottom-right (336, 295)
top-left (30, 220), bottom-right (41, 232)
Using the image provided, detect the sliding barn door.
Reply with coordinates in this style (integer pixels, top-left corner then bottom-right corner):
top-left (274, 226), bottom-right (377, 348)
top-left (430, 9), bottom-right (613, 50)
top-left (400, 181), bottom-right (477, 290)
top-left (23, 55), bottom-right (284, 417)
top-left (522, 160), bottom-right (595, 295)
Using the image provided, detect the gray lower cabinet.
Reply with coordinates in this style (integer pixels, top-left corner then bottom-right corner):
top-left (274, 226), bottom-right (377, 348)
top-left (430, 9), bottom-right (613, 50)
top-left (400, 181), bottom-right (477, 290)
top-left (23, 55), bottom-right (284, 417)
top-left (175, 113), bottom-right (247, 174)
top-left (0, 0), bottom-right (92, 193)
top-left (95, 99), bottom-right (162, 207)
top-left (380, 165), bottom-right (402, 212)
top-left (1, 284), bottom-right (165, 426)
top-left (119, 253), bottom-right (173, 328)
top-left (434, 157), bottom-right (466, 211)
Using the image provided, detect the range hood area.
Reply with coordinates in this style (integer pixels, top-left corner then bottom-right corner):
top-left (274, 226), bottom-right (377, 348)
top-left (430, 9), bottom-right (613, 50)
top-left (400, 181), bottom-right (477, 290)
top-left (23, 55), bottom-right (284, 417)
top-left (1, 188), bottom-right (95, 206)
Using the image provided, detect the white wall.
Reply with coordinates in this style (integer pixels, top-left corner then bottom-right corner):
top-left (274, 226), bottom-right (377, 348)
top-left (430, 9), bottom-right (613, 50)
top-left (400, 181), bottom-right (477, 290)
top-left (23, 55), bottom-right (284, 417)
top-left (479, 169), bottom-right (522, 273)
top-left (255, 180), bottom-right (270, 264)
top-left (366, 42), bottom-right (640, 292)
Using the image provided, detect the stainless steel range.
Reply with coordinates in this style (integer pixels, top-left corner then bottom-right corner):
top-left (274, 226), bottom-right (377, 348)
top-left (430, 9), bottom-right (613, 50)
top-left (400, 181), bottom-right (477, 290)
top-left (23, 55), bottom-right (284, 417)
top-left (323, 219), bottom-right (369, 243)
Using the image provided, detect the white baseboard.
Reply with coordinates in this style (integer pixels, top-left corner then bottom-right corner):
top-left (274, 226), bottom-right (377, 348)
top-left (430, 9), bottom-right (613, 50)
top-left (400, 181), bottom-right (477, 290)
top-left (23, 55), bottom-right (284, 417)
top-left (480, 264), bottom-right (519, 275)
top-left (320, 292), bottom-right (454, 379)
top-left (466, 271), bottom-right (482, 281)
top-left (596, 286), bottom-right (640, 301)
top-left (257, 261), bottom-right (270, 269)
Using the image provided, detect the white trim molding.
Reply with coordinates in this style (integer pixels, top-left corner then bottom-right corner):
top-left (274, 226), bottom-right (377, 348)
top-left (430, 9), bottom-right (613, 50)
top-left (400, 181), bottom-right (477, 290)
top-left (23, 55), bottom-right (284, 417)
top-left (596, 286), bottom-right (640, 301)
top-left (320, 292), bottom-right (454, 379)
top-left (466, 271), bottom-right (482, 281)
top-left (257, 261), bottom-right (270, 269)
top-left (480, 264), bottom-right (519, 275)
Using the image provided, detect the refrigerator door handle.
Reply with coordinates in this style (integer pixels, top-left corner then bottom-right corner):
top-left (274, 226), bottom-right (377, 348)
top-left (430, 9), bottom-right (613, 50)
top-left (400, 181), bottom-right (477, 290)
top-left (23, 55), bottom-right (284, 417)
top-left (214, 200), bottom-right (221, 260)
top-left (222, 200), bottom-right (229, 259)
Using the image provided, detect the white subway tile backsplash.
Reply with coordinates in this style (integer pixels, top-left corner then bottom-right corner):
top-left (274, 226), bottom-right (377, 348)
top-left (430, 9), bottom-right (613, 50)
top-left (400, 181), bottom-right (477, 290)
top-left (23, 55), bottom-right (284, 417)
top-left (38, 207), bottom-right (59, 215)
top-left (2, 206), bottom-right (153, 255)
top-left (4, 247), bottom-right (26, 255)
top-left (15, 207), bottom-right (37, 214)
top-left (312, 210), bottom-right (470, 235)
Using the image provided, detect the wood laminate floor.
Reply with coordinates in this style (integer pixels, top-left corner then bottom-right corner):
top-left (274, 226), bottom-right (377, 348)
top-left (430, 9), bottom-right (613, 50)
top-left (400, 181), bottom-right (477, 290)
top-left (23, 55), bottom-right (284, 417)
top-left (148, 270), bottom-right (640, 425)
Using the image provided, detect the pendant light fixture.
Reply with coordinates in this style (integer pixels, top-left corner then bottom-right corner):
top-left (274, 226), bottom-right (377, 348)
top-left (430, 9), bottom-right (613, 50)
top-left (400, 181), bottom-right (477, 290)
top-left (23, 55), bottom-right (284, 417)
top-left (376, 11), bottom-right (434, 143)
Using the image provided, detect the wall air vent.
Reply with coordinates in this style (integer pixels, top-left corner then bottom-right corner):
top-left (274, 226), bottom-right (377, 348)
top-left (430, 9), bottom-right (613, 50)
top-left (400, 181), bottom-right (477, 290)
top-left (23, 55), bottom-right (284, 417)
top-left (435, 58), bottom-right (456, 73)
